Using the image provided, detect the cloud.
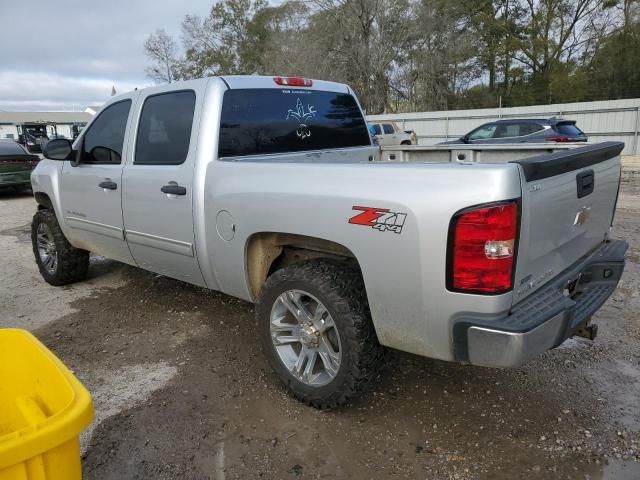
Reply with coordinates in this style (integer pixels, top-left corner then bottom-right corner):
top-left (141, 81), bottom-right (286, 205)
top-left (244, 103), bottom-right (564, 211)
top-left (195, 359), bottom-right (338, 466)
top-left (0, 71), bottom-right (144, 111)
top-left (0, 0), bottom-right (213, 111)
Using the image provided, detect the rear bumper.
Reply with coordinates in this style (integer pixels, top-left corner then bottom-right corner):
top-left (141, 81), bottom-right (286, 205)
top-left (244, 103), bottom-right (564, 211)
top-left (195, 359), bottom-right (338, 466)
top-left (453, 240), bottom-right (628, 368)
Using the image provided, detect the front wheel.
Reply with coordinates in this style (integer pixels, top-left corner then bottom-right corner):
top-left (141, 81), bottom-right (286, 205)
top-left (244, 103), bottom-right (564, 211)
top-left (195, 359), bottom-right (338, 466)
top-left (256, 260), bottom-right (383, 409)
top-left (31, 210), bottom-right (89, 286)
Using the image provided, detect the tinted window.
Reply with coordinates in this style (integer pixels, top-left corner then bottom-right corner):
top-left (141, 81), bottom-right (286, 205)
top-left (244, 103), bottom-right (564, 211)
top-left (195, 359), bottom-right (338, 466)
top-left (493, 123), bottom-right (520, 138)
top-left (82, 100), bottom-right (131, 164)
top-left (382, 123), bottom-right (395, 134)
top-left (0, 141), bottom-right (28, 155)
top-left (467, 124), bottom-right (497, 140)
top-left (519, 123), bottom-right (544, 136)
top-left (556, 123), bottom-right (584, 136)
top-left (219, 89), bottom-right (370, 157)
top-left (135, 90), bottom-right (196, 165)
top-left (370, 123), bottom-right (382, 135)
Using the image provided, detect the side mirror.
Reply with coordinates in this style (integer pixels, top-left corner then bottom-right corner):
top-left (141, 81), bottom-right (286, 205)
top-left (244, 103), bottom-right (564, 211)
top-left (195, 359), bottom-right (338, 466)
top-left (43, 138), bottom-right (73, 160)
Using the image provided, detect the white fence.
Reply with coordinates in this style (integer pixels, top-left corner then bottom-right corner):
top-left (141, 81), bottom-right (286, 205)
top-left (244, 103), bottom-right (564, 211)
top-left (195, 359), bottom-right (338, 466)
top-left (367, 98), bottom-right (640, 155)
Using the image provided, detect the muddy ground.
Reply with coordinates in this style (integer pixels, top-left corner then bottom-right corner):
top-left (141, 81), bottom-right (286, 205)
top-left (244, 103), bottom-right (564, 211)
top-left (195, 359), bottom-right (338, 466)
top-left (1, 172), bottom-right (639, 480)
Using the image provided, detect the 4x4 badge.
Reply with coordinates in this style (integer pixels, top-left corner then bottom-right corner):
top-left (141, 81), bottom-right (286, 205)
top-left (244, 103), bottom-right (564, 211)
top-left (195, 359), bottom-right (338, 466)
top-left (349, 206), bottom-right (407, 234)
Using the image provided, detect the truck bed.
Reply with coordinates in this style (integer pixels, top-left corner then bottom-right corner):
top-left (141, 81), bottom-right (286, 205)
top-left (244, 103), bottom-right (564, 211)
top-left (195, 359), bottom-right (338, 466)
top-left (379, 143), bottom-right (584, 163)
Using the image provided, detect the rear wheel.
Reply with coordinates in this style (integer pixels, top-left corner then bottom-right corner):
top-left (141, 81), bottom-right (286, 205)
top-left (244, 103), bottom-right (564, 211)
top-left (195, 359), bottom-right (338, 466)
top-left (256, 260), bottom-right (383, 409)
top-left (31, 210), bottom-right (89, 286)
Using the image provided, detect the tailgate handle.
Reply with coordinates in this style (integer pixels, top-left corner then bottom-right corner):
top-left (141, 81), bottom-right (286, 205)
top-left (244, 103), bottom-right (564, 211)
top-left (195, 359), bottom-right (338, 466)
top-left (576, 170), bottom-right (595, 198)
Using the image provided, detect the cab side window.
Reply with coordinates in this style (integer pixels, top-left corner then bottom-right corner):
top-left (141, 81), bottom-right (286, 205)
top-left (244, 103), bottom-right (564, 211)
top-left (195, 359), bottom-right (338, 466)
top-left (82, 100), bottom-right (131, 164)
top-left (493, 124), bottom-right (520, 139)
top-left (382, 123), bottom-right (395, 134)
top-left (468, 123), bottom-right (497, 140)
top-left (519, 123), bottom-right (544, 136)
top-left (135, 90), bottom-right (196, 165)
top-left (371, 124), bottom-right (382, 135)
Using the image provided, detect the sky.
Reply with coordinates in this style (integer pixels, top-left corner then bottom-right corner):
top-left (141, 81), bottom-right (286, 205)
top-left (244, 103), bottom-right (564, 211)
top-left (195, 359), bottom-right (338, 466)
top-left (0, 0), bottom-right (214, 112)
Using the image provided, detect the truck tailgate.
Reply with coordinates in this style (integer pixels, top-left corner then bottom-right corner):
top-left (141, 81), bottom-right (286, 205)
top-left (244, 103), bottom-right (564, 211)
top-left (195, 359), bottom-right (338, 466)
top-left (511, 142), bottom-right (624, 304)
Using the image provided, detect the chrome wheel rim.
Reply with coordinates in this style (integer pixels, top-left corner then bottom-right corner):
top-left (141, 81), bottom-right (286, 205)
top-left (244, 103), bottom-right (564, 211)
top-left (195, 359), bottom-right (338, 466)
top-left (36, 223), bottom-right (58, 274)
top-left (270, 289), bottom-right (342, 387)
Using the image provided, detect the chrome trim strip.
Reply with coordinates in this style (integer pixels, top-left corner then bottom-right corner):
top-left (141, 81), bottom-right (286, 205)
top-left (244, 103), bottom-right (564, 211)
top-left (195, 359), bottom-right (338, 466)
top-left (467, 312), bottom-right (565, 368)
top-left (219, 145), bottom-right (377, 162)
top-left (125, 230), bottom-right (194, 257)
top-left (65, 216), bottom-right (124, 240)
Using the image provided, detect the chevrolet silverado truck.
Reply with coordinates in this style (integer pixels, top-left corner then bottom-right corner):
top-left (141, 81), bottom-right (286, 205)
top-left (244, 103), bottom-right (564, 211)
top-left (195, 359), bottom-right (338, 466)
top-left (31, 76), bottom-right (627, 408)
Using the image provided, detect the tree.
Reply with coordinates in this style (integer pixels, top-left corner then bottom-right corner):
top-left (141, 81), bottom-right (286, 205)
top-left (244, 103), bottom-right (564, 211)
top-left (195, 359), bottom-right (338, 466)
top-left (307, 0), bottom-right (413, 114)
top-left (144, 0), bottom-right (640, 111)
top-left (588, 0), bottom-right (640, 99)
top-left (180, 0), bottom-right (268, 78)
top-left (513, 0), bottom-right (612, 102)
top-left (144, 29), bottom-right (180, 83)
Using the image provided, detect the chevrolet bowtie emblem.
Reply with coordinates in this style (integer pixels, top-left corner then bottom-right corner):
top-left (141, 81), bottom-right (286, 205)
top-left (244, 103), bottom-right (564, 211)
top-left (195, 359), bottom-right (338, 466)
top-left (574, 206), bottom-right (591, 226)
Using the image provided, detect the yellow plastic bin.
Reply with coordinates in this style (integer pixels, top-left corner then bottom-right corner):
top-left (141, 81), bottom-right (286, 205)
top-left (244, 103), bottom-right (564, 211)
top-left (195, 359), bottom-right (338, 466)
top-left (0, 329), bottom-right (93, 480)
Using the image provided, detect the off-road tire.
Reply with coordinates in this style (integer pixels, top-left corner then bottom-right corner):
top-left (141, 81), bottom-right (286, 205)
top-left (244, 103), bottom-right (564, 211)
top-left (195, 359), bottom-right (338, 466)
top-left (31, 209), bottom-right (89, 286)
top-left (256, 259), bottom-right (384, 409)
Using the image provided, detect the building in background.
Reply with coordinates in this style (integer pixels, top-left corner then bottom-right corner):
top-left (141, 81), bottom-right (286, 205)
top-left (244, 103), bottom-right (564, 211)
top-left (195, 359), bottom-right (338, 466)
top-left (0, 111), bottom-right (93, 152)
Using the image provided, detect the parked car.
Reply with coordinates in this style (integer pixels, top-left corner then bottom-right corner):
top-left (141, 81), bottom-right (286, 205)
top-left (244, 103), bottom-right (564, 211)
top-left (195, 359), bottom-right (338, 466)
top-left (0, 140), bottom-right (39, 191)
top-left (440, 118), bottom-right (588, 144)
top-left (368, 121), bottom-right (415, 146)
top-left (32, 76), bottom-right (626, 408)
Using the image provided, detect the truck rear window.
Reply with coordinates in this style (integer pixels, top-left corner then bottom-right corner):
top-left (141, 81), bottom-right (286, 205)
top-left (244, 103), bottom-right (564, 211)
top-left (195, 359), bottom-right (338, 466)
top-left (218, 89), bottom-right (370, 157)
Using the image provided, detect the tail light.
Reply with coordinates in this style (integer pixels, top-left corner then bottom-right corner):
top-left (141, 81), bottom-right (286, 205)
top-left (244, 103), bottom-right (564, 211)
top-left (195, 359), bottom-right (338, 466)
top-left (546, 136), bottom-right (570, 142)
top-left (447, 201), bottom-right (519, 294)
top-left (273, 76), bottom-right (313, 87)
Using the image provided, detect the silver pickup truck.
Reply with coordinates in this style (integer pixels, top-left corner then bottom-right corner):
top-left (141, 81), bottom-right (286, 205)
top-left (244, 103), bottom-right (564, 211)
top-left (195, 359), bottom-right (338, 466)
top-left (31, 76), bottom-right (627, 408)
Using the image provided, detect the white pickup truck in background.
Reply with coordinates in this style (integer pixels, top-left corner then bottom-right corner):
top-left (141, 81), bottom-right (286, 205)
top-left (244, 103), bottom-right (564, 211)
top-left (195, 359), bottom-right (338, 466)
top-left (31, 75), bottom-right (627, 408)
top-left (368, 121), bottom-right (416, 146)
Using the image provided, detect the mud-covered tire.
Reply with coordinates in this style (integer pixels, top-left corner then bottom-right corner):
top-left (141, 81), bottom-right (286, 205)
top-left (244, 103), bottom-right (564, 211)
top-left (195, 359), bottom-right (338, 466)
top-left (31, 209), bottom-right (89, 286)
top-left (256, 259), bottom-right (383, 409)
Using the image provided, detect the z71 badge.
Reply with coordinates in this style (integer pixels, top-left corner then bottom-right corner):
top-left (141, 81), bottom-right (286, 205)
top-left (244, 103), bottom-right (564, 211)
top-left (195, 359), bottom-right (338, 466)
top-left (349, 206), bottom-right (407, 234)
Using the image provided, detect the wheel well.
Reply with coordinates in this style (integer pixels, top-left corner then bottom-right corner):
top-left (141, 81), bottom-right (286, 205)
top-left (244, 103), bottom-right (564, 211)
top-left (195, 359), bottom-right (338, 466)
top-left (34, 192), bottom-right (53, 211)
top-left (400, 140), bottom-right (411, 145)
top-left (245, 233), bottom-right (362, 300)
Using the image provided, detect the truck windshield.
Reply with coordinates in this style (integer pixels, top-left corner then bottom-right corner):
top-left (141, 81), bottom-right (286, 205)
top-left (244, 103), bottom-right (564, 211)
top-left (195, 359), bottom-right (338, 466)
top-left (218, 88), bottom-right (371, 157)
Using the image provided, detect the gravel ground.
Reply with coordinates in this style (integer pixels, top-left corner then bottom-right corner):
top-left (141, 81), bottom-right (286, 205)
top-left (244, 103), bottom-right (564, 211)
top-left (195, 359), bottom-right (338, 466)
top-left (1, 171), bottom-right (639, 480)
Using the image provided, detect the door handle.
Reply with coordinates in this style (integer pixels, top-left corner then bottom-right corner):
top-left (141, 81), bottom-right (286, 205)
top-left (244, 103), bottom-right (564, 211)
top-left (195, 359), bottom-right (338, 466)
top-left (98, 181), bottom-right (117, 190)
top-left (161, 184), bottom-right (187, 196)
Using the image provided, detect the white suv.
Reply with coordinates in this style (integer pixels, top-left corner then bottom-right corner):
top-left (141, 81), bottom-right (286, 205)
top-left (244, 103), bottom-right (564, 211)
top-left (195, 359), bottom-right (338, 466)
top-left (368, 121), bottom-right (416, 146)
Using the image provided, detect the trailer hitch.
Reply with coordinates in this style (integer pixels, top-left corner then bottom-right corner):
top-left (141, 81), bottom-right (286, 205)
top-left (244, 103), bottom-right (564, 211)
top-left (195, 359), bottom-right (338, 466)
top-left (575, 321), bottom-right (598, 341)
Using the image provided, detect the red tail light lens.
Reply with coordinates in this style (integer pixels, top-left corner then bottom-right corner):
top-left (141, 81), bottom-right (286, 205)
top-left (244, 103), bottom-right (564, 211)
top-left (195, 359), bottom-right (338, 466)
top-left (546, 136), bottom-right (570, 142)
top-left (273, 76), bottom-right (313, 87)
top-left (448, 201), bottom-right (519, 294)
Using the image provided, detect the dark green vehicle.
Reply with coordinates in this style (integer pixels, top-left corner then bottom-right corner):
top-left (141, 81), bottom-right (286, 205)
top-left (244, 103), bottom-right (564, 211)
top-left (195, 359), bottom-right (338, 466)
top-left (0, 140), bottom-right (39, 190)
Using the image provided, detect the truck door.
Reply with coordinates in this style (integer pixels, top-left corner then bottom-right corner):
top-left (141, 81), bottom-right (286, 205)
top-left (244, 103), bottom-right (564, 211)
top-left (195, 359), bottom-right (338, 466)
top-left (58, 97), bottom-right (135, 264)
top-left (380, 123), bottom-right (397, 146)
top-left (121, 88), bottom-right (205, 286)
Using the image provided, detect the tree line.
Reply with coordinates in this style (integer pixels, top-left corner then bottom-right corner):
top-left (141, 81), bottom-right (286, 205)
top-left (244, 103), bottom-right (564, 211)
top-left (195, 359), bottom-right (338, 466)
top-left (144, 0), bottom-right (640, 115)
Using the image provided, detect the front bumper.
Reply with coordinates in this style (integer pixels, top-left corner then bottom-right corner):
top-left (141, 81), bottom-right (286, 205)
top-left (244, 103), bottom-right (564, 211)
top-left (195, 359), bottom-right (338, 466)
top-left (453, 240), bottom-right (628, 368)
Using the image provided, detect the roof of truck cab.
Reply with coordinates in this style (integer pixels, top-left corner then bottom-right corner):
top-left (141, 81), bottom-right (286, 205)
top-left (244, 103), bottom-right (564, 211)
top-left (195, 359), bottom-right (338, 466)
top-left (220, 75), bottom-right (351, 93)
top-left (107, 76), bottom-right (351, 105)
